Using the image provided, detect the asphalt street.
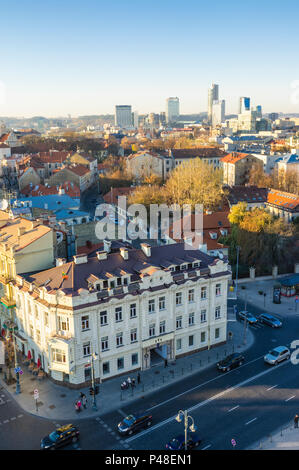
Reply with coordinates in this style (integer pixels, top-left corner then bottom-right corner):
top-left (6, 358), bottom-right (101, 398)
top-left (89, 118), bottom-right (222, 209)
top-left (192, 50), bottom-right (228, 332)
top-left (1, 298), bottom-right (299, 450)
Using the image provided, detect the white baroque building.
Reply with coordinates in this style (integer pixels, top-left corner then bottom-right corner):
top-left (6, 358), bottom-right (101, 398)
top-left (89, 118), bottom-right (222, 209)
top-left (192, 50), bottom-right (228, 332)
top-left (13, 242), bottom-right (231, 388)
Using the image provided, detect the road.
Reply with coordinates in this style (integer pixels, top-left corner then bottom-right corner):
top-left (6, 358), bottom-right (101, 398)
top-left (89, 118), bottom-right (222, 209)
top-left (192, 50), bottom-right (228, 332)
top-left (2, 298), bottom-right (299, 450)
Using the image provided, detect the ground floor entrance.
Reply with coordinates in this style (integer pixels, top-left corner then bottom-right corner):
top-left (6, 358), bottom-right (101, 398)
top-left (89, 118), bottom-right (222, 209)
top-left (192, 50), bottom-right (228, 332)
top-left (142, 335), bottom-right (174, 370)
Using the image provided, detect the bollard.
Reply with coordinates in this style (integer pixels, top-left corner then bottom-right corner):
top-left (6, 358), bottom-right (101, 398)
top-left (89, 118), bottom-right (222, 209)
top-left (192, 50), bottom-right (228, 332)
top-left (142, 383), bottom-right (144, 392)
top-left (190, 363), bottom-right (193, 371)
top-left (182, 368), bottom-right (184, 376)
top-left (217, 353), bottom-right (219, 359)
top-left (162, 376), bottom-right (165, 383)
top-left (225, 349), bottom-right (227, 355)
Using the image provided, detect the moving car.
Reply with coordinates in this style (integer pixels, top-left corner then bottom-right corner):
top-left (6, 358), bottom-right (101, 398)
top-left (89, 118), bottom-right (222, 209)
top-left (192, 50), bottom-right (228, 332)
top-left (117, 413), bottom-right (152, 436)
top-left (264, 346), bottom-right (290, 365)
top-left (259, 313), bottom-right (282, 328)
top-left (166, 434), bottom-right (202, 450)
top-left (40, 424), bottom-right (79, 450)
top-left (237, 311), bottom-right (258, 325)
top-left (217, 353), bottom-right (245, 372)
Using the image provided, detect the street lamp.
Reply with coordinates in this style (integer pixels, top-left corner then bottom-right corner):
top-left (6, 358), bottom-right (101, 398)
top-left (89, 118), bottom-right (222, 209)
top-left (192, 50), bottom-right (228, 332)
top-left (175, 409), bottom-right (197, 451)
top-left (90, 346), bottom-right (98, 411)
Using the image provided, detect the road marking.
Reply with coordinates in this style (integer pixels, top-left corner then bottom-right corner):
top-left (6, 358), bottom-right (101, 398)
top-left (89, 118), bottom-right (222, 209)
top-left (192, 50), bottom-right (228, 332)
top-left (10, 417), bottom-right (16, 421)
top-left (3, 420), bottom-right (9, 424)
top-left (127, 360), bottom-right (290, 443)
top-left (245, 418), bottom-right (257, 426)
top-left (202, 444), bottom-right (212, 450)
top-left (117, 409), bottom-right (127, 418)
top-left (285, 396), bottom-right (296, 402)
top-left (267, 385), bottom-right (278, 391)
top-left (228, 405), bottom-right (240, 412)
top-left (17, 414), bottom-right (23, 418)
top-left (146, 353), bottom-right (267, 412)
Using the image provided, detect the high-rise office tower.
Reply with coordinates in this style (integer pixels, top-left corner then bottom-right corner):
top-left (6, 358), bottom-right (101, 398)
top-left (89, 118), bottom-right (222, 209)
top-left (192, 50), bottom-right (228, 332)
top-left (239, 97), bottom-right (251, 114)
top-left (255, 105), bottom-right (262, 118)
top-left (132, 111), bottom-right (139, 128)
top-left (212, 100), bottom-right (226, 127)
top-left (208, 84), bottom-right (219, 123)
top-left (115, 105), bottom-right (133, 128)
top-left (166, 97), bottom-right (180, 123)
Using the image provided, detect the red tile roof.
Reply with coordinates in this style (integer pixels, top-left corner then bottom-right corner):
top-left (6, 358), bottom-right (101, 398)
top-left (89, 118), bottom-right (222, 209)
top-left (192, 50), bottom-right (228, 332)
top-left (267, 189), bottom-right (299, 210)
top-left (221, 152), bottom-right (250, 164)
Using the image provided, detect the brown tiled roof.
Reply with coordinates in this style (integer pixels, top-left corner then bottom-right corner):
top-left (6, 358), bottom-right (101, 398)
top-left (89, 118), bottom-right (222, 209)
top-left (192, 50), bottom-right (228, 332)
top-left (171, 148), bottom-right (227, 159)
top-left (24, 243), bottom-right (216, 296)
top-left (0, 218), bottom-right (52, 252)
top-left (227, 186), bottom-right (268, 205)
top-left (67, 164), bottom-right (90, 176)
top-left (221, 152), bottom-right (251, 164)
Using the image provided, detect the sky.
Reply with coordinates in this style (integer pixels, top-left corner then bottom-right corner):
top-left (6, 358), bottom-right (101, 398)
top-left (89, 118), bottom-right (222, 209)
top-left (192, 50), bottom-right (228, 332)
top-left (1, 0), bottom-right (299, 117)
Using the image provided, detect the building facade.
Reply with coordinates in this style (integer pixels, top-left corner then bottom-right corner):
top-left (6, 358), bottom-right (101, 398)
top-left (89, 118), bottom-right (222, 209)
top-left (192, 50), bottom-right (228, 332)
top-left (115, 105), bottom-right (133, 128)
top-left (13, 243), bottom-right (230, 387)
top-left (166, 97), bottom-right (180, 123)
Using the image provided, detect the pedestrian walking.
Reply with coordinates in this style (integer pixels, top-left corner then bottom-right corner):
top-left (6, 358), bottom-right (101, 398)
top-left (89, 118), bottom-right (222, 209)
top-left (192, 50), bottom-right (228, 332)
top-left (137, 372), bottom-right (141, 384)
top-left (131, 378), bottom-right (135, 388)
top-left (294, 414), bottom-right (299, 428)
top-left (82, 394), bottom-right (87, 409)
top-left (164, 358), bottom-right (168, 368)
top-left (77, 399), bottom-right (82, 412)
top-left (127, 376), bottom-right (132, 385)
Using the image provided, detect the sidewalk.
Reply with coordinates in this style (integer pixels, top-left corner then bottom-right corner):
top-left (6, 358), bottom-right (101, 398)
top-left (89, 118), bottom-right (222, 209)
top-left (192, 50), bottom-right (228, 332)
top-left (249, 421), bottom-right (299, 450)
top-left (0, 318), bottom-right (254, 421)
top-left (236, 279), bottom-right (297, 316)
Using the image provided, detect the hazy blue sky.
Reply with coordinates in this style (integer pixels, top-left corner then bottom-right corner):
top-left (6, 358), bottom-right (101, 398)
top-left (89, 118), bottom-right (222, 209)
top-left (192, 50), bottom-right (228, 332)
top-left (1, 0), bottom-right (299, 117)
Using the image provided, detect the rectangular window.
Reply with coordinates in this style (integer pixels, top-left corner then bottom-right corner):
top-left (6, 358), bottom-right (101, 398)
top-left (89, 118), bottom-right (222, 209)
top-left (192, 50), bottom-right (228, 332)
top-left (159, 296), bottom-right (165, 310)
top-left (159, 321), bottom-right (166, 334)
top-left (189, 335), bottom-right (194, 347)
top-left (176, 292), bottom-right (182, 305)
top-left (81, 315), bottom-right (89, 331)
top-left (201, 287), bottom-right (207, 299)
top-left (176, 338), bottom-right (182, 350)
top-left (201, 310), bottom-right (207, 323)
top-left (188, 312), bottom-right (195, 326)
top-left (130, 303), bottom-right (137, 318)
top-left (117, 357), bottom-right (124, 370)
top-left (52, 348), bottom-right (66, 363)
top-left (201, 332), bottom-right (206, 343)
top-left (215, 328), bottom-right (220, 339)
top-left (116, 332), bottom-right (123, 347)
top-left (100, 311), bottom-right (108, 326)
top-left (130, 328), bottom-right (137, 343)
top-left (188, 289), bottom-right (194, 303)
top-left (58, 316), bottom-right (69, 331)
top-left (132, 353), bottom-right (138, 366)
top-left (103, 362), bottom-right (110, 375)
top-left (83, 342), bottom-right (91, 357)
top-left (115, 307), bottom-right (122, 322)
top-left (44, 312), bottom-right (49, 327)
top-left (36, 329), bottom-right (41, 344)
top-left (215, 306), bottom-right (221, 320)
top-left (216, 283), bottom-right (221, 296)
top-left (176, 316), bottom-right (182, 329)
top-left (110, 280), bottom-right (115, 289)
top-left (148, 299), bottom-right (155, 313)
top-left (149, 324), bottom-right (155, 337)
top-left (101, 336), bottom-right (108, 351)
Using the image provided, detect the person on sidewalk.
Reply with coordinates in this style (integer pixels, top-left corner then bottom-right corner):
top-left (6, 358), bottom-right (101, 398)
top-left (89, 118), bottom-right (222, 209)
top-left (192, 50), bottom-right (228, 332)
top-left (81, 394), bottom-right (87, 409)
top-left (127, 377), bottom-right (132, 386)
top-left (131, 378), bottom-right (135, 389)
top-left (294, 414), bottom-right (299, 428)
top-left (137, 372), bottom-right (141, 384)
top-left (164, 358), bottom-right (168, 368)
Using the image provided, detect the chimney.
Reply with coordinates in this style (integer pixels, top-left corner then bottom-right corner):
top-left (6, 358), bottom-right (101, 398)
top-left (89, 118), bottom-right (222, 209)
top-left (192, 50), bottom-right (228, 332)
top-left (141, 243), bottom-right (151, 257)
top-left (18, 227), bottom-right (26, 236)
top-left (73, 254), bottom-right (88, 264)
top-left (120, 247), bottom-right (128, 260)
top-left (103, 239), bottom-right (111, 253)
top-left (97, 250), bottom-right (107, 260)
top-left (56, 258), bottom-right (66, 267)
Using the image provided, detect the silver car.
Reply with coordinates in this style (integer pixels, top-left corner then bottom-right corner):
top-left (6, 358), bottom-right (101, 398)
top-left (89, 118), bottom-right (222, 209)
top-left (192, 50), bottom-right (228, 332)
top-left (264, 346), bottom-right (290, 365)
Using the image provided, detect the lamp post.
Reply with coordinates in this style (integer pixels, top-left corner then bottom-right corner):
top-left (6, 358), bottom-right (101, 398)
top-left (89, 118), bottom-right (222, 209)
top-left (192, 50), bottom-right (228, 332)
top-left (90, 345), bottom-right (98, 411)
top-left (12, 332), bottom-right (21, 394)
top-left (175, 409), bottom-right (197, 451)
top-left (235, 245), bottom-right (240, 298)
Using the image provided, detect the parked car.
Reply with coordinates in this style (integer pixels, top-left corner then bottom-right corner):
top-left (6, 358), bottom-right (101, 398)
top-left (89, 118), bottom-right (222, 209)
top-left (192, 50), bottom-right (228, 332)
top-left (166, 434), bottom-right (202, 450)
top-left (117, 413), bottom-right (152, 436)
top-left (259, 313), bottom-right (282, 328)
top-left (40, 424), bottom-right (79, 450)
top-left (217, 353), bottom-right (245, 372)
top-left (237, 311), bottom-right (258, 325)
top-left (264, 346), bottom-right (290, 365)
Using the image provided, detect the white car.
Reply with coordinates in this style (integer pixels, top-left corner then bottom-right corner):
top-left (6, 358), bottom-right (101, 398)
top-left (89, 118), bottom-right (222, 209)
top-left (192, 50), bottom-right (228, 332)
top-left (264, 346), bottom-right (290, 365)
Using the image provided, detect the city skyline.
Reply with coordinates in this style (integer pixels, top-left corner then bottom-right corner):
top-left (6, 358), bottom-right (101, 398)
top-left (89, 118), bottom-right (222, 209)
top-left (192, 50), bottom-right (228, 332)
top-left (1, 0), bottom-right (299, 117)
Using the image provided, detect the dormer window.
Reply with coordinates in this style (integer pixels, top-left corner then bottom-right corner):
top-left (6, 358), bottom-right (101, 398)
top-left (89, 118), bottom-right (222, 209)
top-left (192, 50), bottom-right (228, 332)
top-left (181, 265), bottom-right (187, 270)
top-left (110, 280), bottom-right (115, 289)
top-left (117, 277), bottom-right (122, 286)
top-left (103, 280), bottom-right (108, 289)
top-left (193, 262), bottom-right (199, 268)
top-left (123, 277), bottom-right (128, 286)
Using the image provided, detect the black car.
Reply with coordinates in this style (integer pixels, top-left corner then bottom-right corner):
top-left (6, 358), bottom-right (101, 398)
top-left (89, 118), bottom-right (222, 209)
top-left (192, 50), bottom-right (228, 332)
top-left (117, 413), bottom-right (152, 436)
top-left (166, 434), bottom-right (202, 450)
top-left (40, 424), bottom-right (79, 450)
top-left (217, 353), bottom-right (245, 372)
